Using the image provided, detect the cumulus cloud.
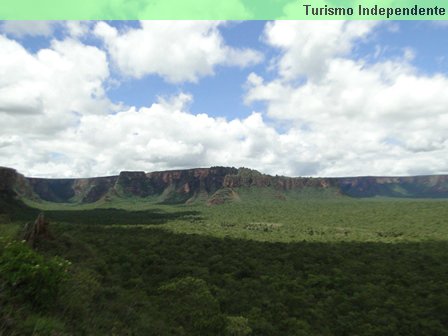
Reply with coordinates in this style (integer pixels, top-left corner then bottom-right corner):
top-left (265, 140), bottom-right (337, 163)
top-left (245, 21), bottom-right (448, 176)
top-left (263, 20), bottom-right (378, 81)
top-left (1, 21), bottom-right (448, 178)
top-left (0, 22), bottom-right (269, 177)
top-left (1, 92), bottom-right (297, 177)
top-left (94, 21), bottom-right (263, 82)
top-left (0, 34), bottom-right (112, 135)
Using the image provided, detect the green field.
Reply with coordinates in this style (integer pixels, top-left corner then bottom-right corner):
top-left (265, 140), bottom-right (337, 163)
top-left (1, 191), bottom-right (448, 335)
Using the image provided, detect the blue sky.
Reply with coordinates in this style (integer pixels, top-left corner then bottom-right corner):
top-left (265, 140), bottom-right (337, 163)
top-left (96, 21), bottom-right (448, 118)
top-left (98, 21), bottom-right (273, 119)
top-left (1, 20), bottom-right (448, 177)
top-left (99, 21), bottom-right (448, 119)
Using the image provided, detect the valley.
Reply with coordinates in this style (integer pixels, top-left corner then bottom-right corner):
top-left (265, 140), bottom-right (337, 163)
top-left (1, 166), bottom-right (448, 335)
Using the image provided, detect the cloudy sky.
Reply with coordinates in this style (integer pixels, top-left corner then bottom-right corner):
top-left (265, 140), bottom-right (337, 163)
top-left (1, 20), bottom-right (448, 178)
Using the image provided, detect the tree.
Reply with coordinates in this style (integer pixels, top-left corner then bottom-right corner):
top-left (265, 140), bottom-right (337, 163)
top-left (158, 276), bottom-right (226, 335)
top-left (225, 316), bottom-right (252, 336)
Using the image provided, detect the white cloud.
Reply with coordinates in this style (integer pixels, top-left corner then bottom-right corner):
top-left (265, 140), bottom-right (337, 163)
top-left (1, 92), bottom-right (297, 178)
top-left (65, 21), bottom-right (92, 38)
top-left (1, 21), bottom-right (448, 178)
top-left (244, 21), bottom-right (448, 177)
top-left (0, 34), bottom-right (112, 137)
top-left (94, 21), bottom-right (263, 83)
top-left (0, 21), bottom-right (57, 37)
top-left (0, 22), bottom-right (268, 178)
top-left (66, 93), bottom-right (287, 176)
top-left (263, 20), bottom-right (377, 81)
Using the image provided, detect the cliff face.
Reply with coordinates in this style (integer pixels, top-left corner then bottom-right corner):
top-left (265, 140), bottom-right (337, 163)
top-left (0, 167), bottom-right (33, 216)
top-left (148, 167), bottom-right (238, 203)
top-left (1, 166), bottom-right (448, 205)
top-left (75, 176), bottom-right (118, 203)
top-left (116, 171), bottom-right (154, 197)
top-left (28, 176), bottom-right (118, 203)
top-left (4, 167), bottom-right (240, 204)
top-left (339, 175), bottom-right (448, 198)
top-left (0, 167), bottom-right (18, 193)
top-left (0, 167), bottom-right (31, 196)
top-left (222, 168), bottom-right (336, 190)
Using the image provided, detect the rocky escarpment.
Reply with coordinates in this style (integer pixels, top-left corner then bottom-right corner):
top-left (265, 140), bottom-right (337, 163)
top-left (0, 167), bottom-right (32, 197)
top-left (1, 166), bottom-right (448, 205)
top-left (0, 167), bottom-right (35, 217)
top-left (28, 176), bottom-right (118, 203)
top-left (0, 167), bottom-right (18, 193)
top-left (223, 167), bottom-right (336, 190)
top-left (0, 166), bottom-right (241, 204)
top-left (147, 167), bottom-right (238, 204)
top-left (338, 175), bottom-right (448, 198)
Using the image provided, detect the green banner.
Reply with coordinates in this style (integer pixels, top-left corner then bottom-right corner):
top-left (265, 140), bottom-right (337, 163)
top-left (1, 0), bottom-right (447, 20)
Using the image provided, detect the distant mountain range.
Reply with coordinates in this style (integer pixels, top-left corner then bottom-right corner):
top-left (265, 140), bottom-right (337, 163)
top-left (1, 166), bottom-right (448, 205)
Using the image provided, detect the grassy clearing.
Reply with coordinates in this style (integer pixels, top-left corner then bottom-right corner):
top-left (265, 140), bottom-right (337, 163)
top-left (21, 188), bottom-right (448, 243)
top-left (164, 197), bottom-right (448, 243)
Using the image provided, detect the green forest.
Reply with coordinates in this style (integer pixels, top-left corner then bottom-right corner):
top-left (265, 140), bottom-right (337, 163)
top-left (1, 191), bottom-right (448, 335)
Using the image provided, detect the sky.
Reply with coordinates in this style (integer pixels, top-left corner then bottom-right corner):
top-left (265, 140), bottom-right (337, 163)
top-left (1, 20), bottom-right (448, 178)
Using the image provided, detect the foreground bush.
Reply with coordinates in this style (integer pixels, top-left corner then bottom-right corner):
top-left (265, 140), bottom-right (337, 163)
top-left (0, 239), bottom-right (70, 308)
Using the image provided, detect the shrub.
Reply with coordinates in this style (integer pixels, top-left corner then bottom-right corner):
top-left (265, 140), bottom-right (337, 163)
top-left (225, 316), bottom-right (252, 336)
top-left (57, 267), bottom-right (100, 320)
top-left (0, 240), bottom-right (70, 308)
top-left (158, 276), bottom-right (226, 334)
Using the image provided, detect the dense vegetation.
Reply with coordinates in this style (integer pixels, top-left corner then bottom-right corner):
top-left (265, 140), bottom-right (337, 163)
top-left (1, 191), bottom-right (448, 335)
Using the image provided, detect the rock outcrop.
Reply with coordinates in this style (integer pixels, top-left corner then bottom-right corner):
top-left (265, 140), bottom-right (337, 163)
top-left (23, 213), bottom-right (52, 248)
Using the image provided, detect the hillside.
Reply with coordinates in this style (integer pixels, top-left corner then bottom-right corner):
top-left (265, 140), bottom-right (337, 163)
top-left (1, 166), bottom-right (448, 206)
